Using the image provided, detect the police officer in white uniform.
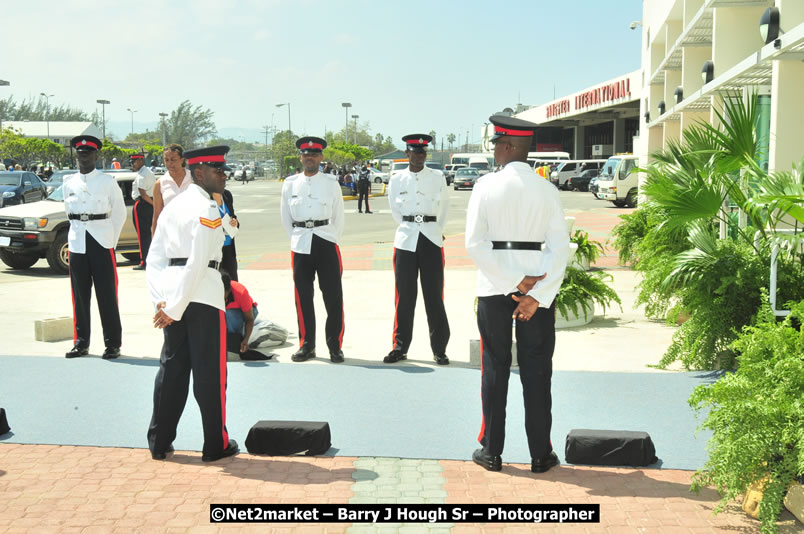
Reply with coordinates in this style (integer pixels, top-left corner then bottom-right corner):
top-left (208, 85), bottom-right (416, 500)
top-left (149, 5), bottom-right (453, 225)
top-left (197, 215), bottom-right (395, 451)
top-left (280, 136), bottom-right (345, 363)
top-left (384, 134), bottom-right (450, 365)
top-left (146, 145), bottom-right (238, 462)
top-left (465, 115), bottom-right (570, 474)
top-left (63, 135), bottom-right (126, 359)
top-left (130, 153), bottom-right (156, 270)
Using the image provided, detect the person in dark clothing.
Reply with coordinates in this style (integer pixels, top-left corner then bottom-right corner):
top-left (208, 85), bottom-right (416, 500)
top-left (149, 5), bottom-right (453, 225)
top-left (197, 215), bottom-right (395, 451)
top-left (214, 188), bottom-right (239, 281)
top-left (357, 165), bottom-right (372, 214)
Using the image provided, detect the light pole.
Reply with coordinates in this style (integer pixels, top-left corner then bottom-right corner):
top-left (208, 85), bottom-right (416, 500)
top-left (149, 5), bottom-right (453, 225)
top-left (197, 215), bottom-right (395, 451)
top-left (40, 93), bottom-right (54, 140)
top-left (351, 115), bottom-right (359, 144)
top-left (126, 108), bottom-right (137, 135)
top-left (96, 99), bottom-right (110, 140)
top-left (0, 80), bottom-right (9, 131)
top-left (341, 102), bottom-right (351, 143)
top-left (158, 112), bottom-right (168, 146)
top-left (275, 103), bottom-right (291, 133)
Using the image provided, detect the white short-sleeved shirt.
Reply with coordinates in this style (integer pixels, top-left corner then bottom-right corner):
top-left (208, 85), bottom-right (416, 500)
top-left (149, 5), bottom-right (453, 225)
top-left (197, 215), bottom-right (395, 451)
top-left (132, 166), bottom-right (156, 200)
top-left (62, 169), bottom-right (127, 254)
top-left (388, 166), bottom-right (449, 252)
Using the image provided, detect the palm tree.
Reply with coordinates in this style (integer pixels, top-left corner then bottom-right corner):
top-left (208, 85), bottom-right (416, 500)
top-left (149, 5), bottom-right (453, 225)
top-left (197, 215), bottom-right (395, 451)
top-left (447, 133), bottom-right (456, 149)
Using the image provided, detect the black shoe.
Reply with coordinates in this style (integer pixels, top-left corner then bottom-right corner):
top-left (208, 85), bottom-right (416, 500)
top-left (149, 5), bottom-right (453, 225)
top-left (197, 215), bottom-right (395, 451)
top-left (383, 349), bottom-right (407, 364)
top-left (531, 451), bottom-right (559, 473)
top-left (329, 349), bottom-right (344, 363)
top-left (433, 353), bottom-right (450, 365)
top-left (291, 346), bottom-right (316, 362)
top-left (358, 210), bottom-right (362, 213)
top-left (132, 264), bottom-right (146, 271)
top-left (151, 445), bottom-right (174, 460)
top-left (102, 347), bottom-right (121, 360)
top-left (366, 211), bottom-right (373, 214)
top-left (202, 439), bottom-right (239, 462)
top-left (65, 345), bottom-right (88, 358)
top-left (472, 448), bottom-right (502, 472)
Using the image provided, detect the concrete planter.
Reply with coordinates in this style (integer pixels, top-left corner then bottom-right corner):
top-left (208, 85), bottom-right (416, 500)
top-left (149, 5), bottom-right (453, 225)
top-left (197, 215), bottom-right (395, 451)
top-left (555, 300), bottom-right (594, 329)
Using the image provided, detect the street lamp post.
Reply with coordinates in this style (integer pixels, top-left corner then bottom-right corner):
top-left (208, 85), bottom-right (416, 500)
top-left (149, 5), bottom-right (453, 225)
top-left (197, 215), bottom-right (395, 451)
top-left (96, 99), bottom-right (110, 140)
top-left (158, 112), bottom-right (168, 146)
top-left (40, 93), bottom-right (54, 140)
top-left (354, 116), bottom-right (362, 145)
top-left (0, 80), bottom-right (9, 131)
top-left (275, 103), bottom-right (291, 133)
top-left (126, 108), bottom-right (137, 135)
top-left (341, 102), bottom-right (351, 143)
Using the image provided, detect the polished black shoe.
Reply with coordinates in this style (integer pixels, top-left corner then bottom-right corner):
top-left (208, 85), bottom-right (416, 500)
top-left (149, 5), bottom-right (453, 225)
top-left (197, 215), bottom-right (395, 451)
top-left (329, 350), bottom-right (344, 363)
top-left (102, 347), bottom-right (121, 360)
top-left (433, 353), bottom-right (450, 365)
top-left (531, 451), bottom-right (559, 473)
top-left (366, 211), bottom-right (373, 214)
top-left (472, 448), bottom-right (502, 472)
top-left (291, 346), bottom-right (316, 362)
top-left (202, 439), bottom-right (239, 462)
top-left (151, 445), bottom-right (174, 460)
top-left (132, 264), bottom-right (146, 271)
top-left (65, 345), bottom-right (88, 358)
top-left (383, 349), bottom-right (407, 364)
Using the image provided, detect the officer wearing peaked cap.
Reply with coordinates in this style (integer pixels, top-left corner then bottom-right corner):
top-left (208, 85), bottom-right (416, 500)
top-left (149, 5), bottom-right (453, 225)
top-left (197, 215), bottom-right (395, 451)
top-left (280, 136), bottom-right (346, 363)
top-left (130, 153), bottom-right (156, 270)
top-left (465, 115), bottom-right (570, 474)
top-left (384, 134), bottom-right (451, 366)
top-left (146, 145), bottom-right (238, 463)
top-left (63, 135), bottom-right (127, 360)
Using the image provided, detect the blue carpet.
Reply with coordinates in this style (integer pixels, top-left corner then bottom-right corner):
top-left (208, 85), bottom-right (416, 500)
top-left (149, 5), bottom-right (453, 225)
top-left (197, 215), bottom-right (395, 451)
top-left (0, 356), bottom-right (713, 470)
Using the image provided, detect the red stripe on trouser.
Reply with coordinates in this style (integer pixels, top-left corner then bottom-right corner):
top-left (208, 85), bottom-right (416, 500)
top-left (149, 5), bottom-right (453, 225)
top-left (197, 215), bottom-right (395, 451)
top-left (477, 335), bottom-right (485, 444)
top-left (69, 250), bottom-right (77, 343)
top-left (291, 252), bottom-right (306, 347)
top-left (392, 248), bottom-right (399, 348)
top-left (109, 249), bottom-right (119, 306)
top-left (218, 309), bottom-right (229, 448)
top-left (133, 199), bottom-right (143, 263)
top-left (335, 244), bottom-right (344, 347)
top-left (441, 247), bottom-right (445, 300)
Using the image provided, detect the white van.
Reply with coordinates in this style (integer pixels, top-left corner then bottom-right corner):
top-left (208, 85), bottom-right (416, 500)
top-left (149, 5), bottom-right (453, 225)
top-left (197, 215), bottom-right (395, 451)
top-left (550, 160), bottom-right (607, 190)
top-left (595, 155), bottom-right (639, 207)
top-left (467, 156), bottom-right (491, 175)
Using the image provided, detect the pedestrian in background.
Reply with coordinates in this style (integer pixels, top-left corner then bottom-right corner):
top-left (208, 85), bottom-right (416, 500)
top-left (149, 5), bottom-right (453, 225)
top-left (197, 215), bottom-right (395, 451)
top-left (130, 153), bottom-right (156, 270)
top-left (151, 144), bottom-right (191, 236)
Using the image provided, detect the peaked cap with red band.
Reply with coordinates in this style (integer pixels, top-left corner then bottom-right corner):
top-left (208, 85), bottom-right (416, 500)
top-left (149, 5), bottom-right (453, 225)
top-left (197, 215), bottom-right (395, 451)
top-left (296, 136), bottom-right (327, 154)
top-left (130, 153), bottom-right (145, 160)
top-left (71, 135), bottom-right (103, 152)
top-left (184, 145), bottom-right (231, 170)
top-left (402, 133), bottom-right (433, 152)
top-left (489, 114), bottom-right (538, 142)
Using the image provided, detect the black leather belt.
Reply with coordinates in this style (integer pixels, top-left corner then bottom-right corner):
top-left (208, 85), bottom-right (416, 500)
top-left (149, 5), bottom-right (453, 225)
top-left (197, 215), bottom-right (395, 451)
top-left (68, 213), bottom-right (108, 221)
top-left (402, 215), bottom-right (437, 223)
top-left (292, 219), bottom-right (329, 228)
top-left (169, 258), bottom-right (221, 270)
top-left (492, 241), bottom-right (543, 250)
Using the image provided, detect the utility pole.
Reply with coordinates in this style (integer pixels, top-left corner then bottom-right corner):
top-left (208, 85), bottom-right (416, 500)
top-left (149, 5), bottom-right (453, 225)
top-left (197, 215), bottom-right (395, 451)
top-left (96, 99), bottom-right (110, 140)
top-left (158, 112), bottom-right (168, 146)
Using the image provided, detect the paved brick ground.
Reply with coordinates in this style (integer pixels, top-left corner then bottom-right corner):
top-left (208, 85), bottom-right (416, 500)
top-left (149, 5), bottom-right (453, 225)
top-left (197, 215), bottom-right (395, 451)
top-left (1, 444), bottom-right (800, 532)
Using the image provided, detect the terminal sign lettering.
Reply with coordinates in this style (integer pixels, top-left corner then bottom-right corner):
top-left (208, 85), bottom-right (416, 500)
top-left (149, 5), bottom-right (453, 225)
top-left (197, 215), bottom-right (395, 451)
top-left (575, 78), bottom-right (631, 111)
top-left (546, 99), bottom-right (570, 119)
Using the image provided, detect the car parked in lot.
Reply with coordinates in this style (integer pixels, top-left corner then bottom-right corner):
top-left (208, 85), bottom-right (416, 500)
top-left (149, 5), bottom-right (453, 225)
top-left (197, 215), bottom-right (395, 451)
top-left (0, 170), bottom-right (140, 274)
top-left (453, 168), bottom-right (481, 190)
top-left (588, 176), bottom-right (600, 196)
top-left (566, 168), bottom-right (599, 192)
top-left (443, 164), bottom-right (466, 185)
top-left (367, 167), bottom-right (389, 184)
top-left (43, 169), bottom-right (76, 196)
top-left (0, 172), bottom-right (48, 207)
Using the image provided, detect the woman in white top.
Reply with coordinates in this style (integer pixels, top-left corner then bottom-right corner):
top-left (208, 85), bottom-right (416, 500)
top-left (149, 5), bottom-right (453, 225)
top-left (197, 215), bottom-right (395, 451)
top-left (151, 144), bottom-right (192, 236)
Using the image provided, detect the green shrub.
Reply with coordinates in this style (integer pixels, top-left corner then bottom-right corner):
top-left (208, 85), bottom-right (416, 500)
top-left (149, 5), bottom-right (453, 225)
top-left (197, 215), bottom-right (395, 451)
top-left (689, 297), bottom-right (804, 534)
top-left (555, 267), bottom-right (622, 321)
top-left (570, 229), bottom-right (605, 266)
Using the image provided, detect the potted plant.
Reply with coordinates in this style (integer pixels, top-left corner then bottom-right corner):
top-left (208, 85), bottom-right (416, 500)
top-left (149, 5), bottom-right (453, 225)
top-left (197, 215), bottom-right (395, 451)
top-left (555, 266), bottom-right (621, 328)
top-left (569, 229), bottom-right (605, 270)
top-left (689, 296), bottom-right (804, 533)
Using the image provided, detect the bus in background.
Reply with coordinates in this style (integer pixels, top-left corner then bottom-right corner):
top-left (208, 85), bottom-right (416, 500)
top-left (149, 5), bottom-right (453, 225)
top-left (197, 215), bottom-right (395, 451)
top-left (450, 152), bottom-right (494, 167)
top-left (526, 151), bottom-right (570, 167)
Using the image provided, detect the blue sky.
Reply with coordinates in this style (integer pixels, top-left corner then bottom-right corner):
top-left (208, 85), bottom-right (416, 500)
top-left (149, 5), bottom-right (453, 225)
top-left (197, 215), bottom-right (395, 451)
top-left (3, 0), bottom-right (643, 148)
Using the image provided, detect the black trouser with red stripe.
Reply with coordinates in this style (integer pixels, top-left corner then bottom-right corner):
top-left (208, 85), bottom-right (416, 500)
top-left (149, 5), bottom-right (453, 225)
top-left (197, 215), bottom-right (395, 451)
top-left (476, 294), bottom-right (555, 459)
top-left (133, 199), bottom-right (153, 266)
top-left (392, 235), bottom-right (450, 355)
top-left (68, 233), bottom-right (121, 349)
top-left (291, 234), bottom-right (344, 353)
top-left (147, 303), bottom-right (230, 458)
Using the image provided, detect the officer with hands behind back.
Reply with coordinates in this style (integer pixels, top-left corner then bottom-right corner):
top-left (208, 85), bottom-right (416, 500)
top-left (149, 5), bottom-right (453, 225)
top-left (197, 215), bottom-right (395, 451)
top-left (465, 115), bottom-right (570, 474)
top-left (145, 145), bottom-right (238, 463)
top-left (63, 135), bottom-right (126, 360)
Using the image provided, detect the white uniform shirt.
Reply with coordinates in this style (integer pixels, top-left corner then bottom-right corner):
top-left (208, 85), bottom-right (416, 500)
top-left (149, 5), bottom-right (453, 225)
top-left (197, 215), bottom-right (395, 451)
top-left (132, 166), bottom-right (156, 200)
top-left (280, 172), bottom-right (344, 254)
top-left (62, 169), bottom-right (126, 254)
top-left (146, 183), bottom-right (225, 321)
top-left (388, 166), bottom-right (449, 251)
top-left (465, 161), bottom-right (570, 306)
top-left (159, 169), bottom-right (192, 206)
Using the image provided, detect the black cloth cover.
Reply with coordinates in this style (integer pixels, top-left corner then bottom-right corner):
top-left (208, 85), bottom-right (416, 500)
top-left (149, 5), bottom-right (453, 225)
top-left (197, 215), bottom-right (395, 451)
top-left (245, 420), bottom-right (331, 456)
top-left (565, 429), bottom-right (658, 467)
top-left (0, 408), bottom-right (9, 435)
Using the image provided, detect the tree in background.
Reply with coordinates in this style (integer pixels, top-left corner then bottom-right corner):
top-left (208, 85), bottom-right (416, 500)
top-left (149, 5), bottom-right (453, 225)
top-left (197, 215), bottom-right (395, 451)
top-left (164, 100), bottom-right (216, 149)
top-left (447, 133), bottom-right (456, 149)
top-left (0, 128), bottom-right (67, 167)
top-left (124, 130), bottom-right (161, 145)
top-left (323, 142), bottom-right (373, 167)
top-left (0, 96), bottom-right (90, 122)
top-left (99, 139), bottom-right (137, 168)
top-left (271, 130), bottom-right (297, 177)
